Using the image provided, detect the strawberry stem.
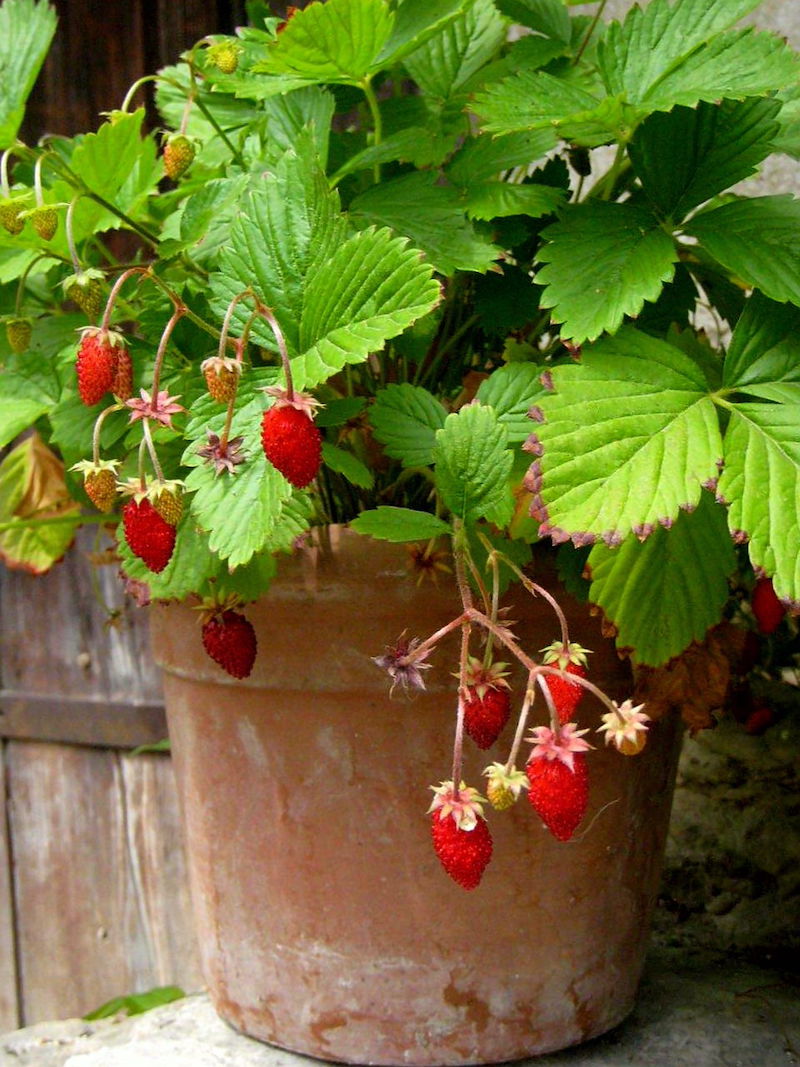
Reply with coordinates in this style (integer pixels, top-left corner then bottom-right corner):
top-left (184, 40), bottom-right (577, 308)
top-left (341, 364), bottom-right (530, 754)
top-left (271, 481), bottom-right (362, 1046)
top-left (65, 196), bottom-right (83, 274)
top-left (152, 304), bottom-right (186, 397)
top-left (91, 403), bottom-right (124, 465)
top-left (33, 156), bottom-right (45, 208)
top-left (505, 673), bottom-right (536, 772)
top-left (141, 418), bottom-right (165, 484)
top-left (258, 304), bottom-right (294, 399)
top-left (0, 149), bottom-right (12, 200)
top-left (451, 621), bottom-right (471, 786)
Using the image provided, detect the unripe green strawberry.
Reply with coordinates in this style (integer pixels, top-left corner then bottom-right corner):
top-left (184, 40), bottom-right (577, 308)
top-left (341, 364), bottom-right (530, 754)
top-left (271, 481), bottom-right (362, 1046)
top-left (62, 270), bottom-right (105, 320)
top-left (201, 355), bottom-right (241, 403)
top-left (163, 134), bottom-right (195, 180)
top-left (71, 459), bottom-right (121, 513)
top-left (151, 482), bottom-right (184, 527)
top-left (483, 763), bottom-right (529, 812)
top-left (29, 206), bottom-right (58, 241)
top-left (5, 317), bottom-right (32, 354)
top-left (0, 198), bottom-right (26, 235)
top-left (207, 41), bottom-right (241, 74)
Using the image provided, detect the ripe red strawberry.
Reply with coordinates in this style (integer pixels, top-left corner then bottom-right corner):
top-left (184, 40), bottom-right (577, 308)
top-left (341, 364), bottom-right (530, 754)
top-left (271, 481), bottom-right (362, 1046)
top-left (261, 401), bottom-right (322, 489)
top-left (201, 609), bottom-right (257, 679)
top-left (163, 134), bottom-right (195, 180)
top-left (541, 641), bottom-right (590, 724)
top-left (76, 327), bottom-right (126, 406)
top-left (429, 782), bottom-right (492, 889)
top-left (111, 346), bottom-right (133, 400)
top-left (526, 753), bottom-right (588, 842)
top-left (431, 810), bottom-right (493, 890)
top-left (464, 687), bottom-right (511, 749)
top-left (751, 577), bottom-right (784, 635)
top-left (122, 498), bottom-right (176, 573)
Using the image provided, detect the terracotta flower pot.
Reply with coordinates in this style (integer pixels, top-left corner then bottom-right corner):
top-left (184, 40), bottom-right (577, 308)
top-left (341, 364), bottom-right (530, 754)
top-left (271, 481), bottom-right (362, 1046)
top-left (150, 528), bottom-right (681, 1066)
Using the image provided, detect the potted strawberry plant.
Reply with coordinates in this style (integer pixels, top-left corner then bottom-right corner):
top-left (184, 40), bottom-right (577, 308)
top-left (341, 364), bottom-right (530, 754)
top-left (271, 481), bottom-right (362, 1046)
top-left (1, 0), bottom-right (799, 1061)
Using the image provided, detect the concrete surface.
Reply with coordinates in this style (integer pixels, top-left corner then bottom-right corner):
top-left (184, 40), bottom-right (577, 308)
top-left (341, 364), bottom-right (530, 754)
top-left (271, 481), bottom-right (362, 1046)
top-left (1, 950), bottom-right (798, 1067)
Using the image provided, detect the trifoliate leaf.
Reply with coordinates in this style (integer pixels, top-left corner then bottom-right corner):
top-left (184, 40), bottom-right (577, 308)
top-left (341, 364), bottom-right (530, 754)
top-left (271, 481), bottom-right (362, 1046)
top-left (434, 403), bottom-right (514, 525)
top-left (350, 506), bottom-right (451, 541)
top-left (586, 493), bottom-right (736, 666)
top-left (530, 327), bottom-right (723, 542)
top-left (717, 404), bottom-right (800, 604)
top-left (377, 0), bottom-right (474, 67)
top-left (476, 363), bottom-right (546, 442)
top-left (629, 97), bottom-right (781, 221)
top-left (535, 201), bottom-right (678, 344)
top-left (473, 68), bottom-right (602, 137)
top-left (723, 292), bottom-right (800, 400)
top-left (686, 196), bottom-right (800, 307)
top-left (370, 383), bottom-right (447, 468)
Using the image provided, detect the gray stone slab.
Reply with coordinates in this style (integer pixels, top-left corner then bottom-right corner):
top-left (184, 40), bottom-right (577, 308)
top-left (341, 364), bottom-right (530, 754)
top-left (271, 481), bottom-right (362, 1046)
top-left (1, 950), bottom-right (798, 1067)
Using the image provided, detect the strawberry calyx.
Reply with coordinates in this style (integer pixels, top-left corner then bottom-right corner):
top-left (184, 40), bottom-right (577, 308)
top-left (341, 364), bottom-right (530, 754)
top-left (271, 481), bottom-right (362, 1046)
top-left (462, 655), bottom-right (510, 701)
top-left (527, 722), bottom-right (593, 771)
top-left (597, 700), bottom-right (650, 755)
top-left (262, 384), bottom-right (322, 418)
top-left (483, 762), bottom-right (529, 811)
top-left (428, 780), bottom-right (487, 831)
top-left (540, 640), bottom-right (592, 671)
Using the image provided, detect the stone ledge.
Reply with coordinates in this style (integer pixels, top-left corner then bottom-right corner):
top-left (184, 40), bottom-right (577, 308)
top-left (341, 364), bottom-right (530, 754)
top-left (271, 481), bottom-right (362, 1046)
top-left (2, 949), bottom-right (798, 1067)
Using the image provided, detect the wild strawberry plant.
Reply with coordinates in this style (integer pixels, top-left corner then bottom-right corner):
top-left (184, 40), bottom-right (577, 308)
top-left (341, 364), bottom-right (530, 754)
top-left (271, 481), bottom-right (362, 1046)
top-left (0, 0), bottom-right (799, 785)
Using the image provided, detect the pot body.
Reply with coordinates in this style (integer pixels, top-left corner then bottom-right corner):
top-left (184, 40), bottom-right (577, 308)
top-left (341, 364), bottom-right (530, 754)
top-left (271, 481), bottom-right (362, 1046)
top-left (151, 530), bottom-right (680, 1066)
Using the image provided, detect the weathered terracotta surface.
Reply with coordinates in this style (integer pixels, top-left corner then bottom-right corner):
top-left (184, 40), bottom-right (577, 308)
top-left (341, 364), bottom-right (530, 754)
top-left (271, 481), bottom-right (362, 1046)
top-left (150, 529), bottom-right (681, 1066)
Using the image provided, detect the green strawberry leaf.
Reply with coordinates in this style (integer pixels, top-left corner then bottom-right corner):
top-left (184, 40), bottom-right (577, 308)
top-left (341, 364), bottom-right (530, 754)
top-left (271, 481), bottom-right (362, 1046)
top-left (472, 68), bottom-right (603, 138)
top-left (535, 202), bottom-right (678, 344)
top-left (254, 0), bottom-right (394, 82)
top-left (463, 181), bottom-right (566, 222)
top-left (0, 0), bottom-right (58, 149)
top-left (377, 0), bottom-right (476, 67)
top-left (350, 506), bottom-right (451, 541)
top-left (446, 129), bottom-right (559, 186)
top-left (494, 0), bottom-right (570, 43)
top-left (629, 97), bottom-right (782, 221)
top-left (686, 196), bottom-right (800, 307)
top-left (321, 441), bottom-right (374, 489)
top-left (212, 138), bottom-right (347, 356)
top-left (531, 327), bottom-right (723, 542)
top-left (433, 403), bottom-right (514, 526)
top-left (52, 111), bottom-right (161, 244)
top-left (723, 292), bottom-right (800, 399)
top-left (476, 363), bottom-right (547, 443)
top-left (350, 171), bottom-right (500, 275)
top-left (370, 383), bottom-right (447, 468)
top-left (117, 515), bottom-right (224, 602)
top-left (402, 0), bottom-right (508, 103)
top-left (291, 226), bottom-right (442, 390)
top-left (717, 403), bottom-right (800, 604)
top-left (772, 83), bottom-right (800, 160)
top-left (597, 0), bottom-right (796, 109)
top-left (586, 493), bottom-right (736, 666)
